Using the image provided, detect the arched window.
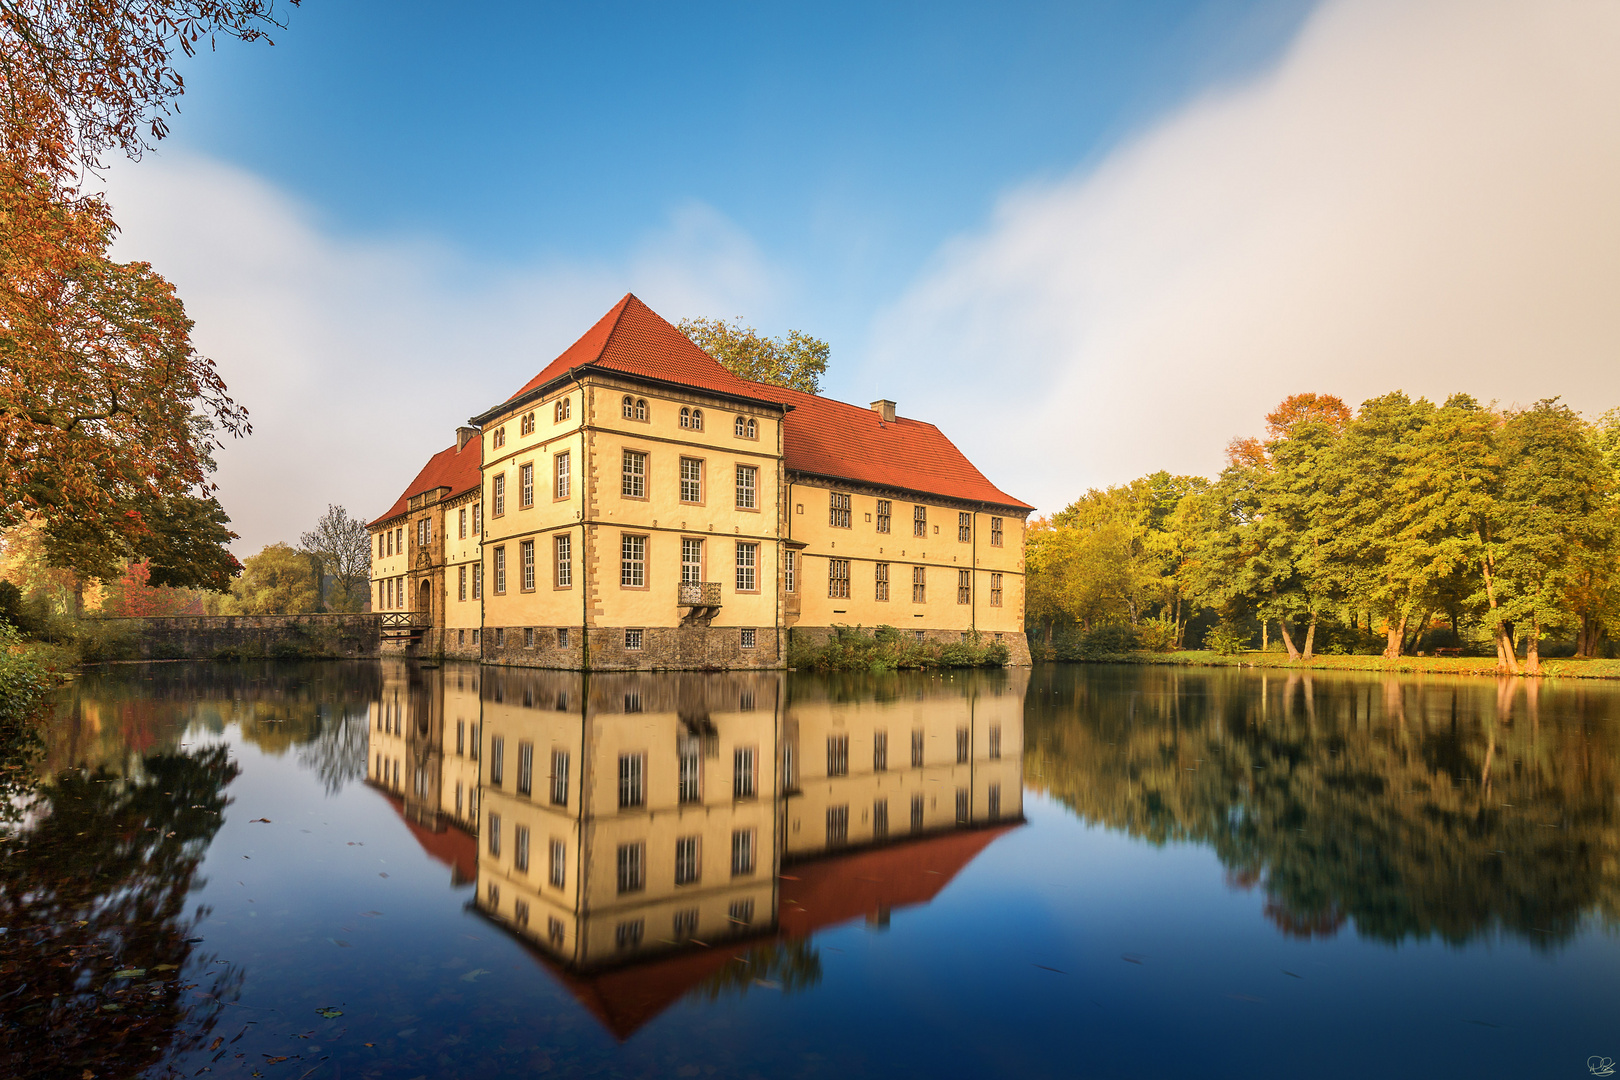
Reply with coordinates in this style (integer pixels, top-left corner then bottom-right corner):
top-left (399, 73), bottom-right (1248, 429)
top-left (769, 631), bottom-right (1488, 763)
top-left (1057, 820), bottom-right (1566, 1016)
top-left (680, 407), bottom-right (692, 429)
top-left (734, 415), bottom-right (746, 437)
top-left (555, 398), bottom-right (570, 422)
top-left (690, 408), bottom-right (703, 431)
top-left (634, 398), bottom-right (648, 421)
top-left (622, 395), bottom-right (635, 419)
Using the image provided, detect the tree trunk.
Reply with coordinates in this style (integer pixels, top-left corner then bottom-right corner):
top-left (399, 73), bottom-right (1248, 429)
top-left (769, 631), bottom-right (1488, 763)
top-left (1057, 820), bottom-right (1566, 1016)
top-left (1302, 613), bottom-right (1318, 660)
top-left (1403, 610), bottom-right (1432, 656)
top-left (1383, 612), bottom-right (1407, 659)
top-left (1276, 618), bottom-right (1301, 661)
top-left (1479, 552), bottom-right (1519, 675)
top-left (1262, 620), bottom-right (1269, 653)
top-left (1524, 617), bottom-right (1541, 675)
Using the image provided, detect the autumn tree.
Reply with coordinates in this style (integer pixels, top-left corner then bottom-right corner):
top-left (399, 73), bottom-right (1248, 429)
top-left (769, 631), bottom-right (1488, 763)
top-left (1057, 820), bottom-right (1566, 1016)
top-left (299, 504), bottom-right (370, 612)
top-left (677, 317), bottom-right (829, 394)
top-left (219, 543), bottom-right (316, 615)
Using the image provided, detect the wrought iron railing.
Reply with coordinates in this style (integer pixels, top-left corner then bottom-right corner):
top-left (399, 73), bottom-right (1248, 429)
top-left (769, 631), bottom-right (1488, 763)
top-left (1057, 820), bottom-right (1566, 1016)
top-left (677, 582), bottom-right (722, 607)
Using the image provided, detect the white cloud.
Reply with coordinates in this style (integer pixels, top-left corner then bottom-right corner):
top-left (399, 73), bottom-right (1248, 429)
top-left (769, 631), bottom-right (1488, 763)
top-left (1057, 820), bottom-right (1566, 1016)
top-left (867, 0), bottom-right (1620, 516)
top-left (104, 158), bottom-right (785, 553)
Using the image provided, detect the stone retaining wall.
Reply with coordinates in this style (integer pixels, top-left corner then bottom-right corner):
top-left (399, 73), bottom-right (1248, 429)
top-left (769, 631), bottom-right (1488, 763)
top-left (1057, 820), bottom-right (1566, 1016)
top-left (92, 614), bottom-right (382, 661)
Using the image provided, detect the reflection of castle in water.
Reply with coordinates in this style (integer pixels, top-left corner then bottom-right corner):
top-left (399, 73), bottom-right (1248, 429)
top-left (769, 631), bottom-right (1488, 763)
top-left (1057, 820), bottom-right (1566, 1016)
top-left (366, 662), bottom-right (1026, 1036)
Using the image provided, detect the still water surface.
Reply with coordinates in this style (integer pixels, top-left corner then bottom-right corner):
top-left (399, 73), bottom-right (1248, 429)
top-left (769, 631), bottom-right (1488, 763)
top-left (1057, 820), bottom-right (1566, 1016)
top-left (3, 661), bottom-right (1618, 1078)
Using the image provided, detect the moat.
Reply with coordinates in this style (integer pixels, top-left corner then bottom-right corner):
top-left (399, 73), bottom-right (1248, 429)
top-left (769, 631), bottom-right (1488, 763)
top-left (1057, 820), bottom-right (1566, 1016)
top-left (2, 662), bottom-right (1617, 1078)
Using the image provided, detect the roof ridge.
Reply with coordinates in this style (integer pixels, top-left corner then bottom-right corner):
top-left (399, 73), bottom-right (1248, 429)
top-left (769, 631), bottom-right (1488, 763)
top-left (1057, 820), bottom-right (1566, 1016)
top-left (585, 293), bottom-right (637, 371)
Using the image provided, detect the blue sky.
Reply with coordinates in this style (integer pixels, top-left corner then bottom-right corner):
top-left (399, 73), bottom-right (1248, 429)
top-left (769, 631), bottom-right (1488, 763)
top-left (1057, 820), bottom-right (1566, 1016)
top-left (103, 0), bottom-right (1620, 550)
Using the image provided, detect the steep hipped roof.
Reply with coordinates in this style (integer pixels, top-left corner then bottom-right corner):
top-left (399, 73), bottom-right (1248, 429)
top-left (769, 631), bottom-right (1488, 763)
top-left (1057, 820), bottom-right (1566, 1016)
top-left (369, 437), bottom-right (482, 528)
top-left (485, 294), bottom-right (1032, 511)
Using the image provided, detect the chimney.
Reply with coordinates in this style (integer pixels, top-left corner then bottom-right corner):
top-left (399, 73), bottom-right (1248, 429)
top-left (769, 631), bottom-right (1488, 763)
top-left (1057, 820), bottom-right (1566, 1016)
top-left (457, 426), bottom-right (478, 450)
top-left (870, 399), bottom-right (896, 423)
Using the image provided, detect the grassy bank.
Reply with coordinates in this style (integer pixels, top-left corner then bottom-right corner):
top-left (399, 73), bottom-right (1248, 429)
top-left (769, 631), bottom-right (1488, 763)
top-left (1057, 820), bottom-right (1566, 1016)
top-left (1054, 648), bottom-right (1620, 679)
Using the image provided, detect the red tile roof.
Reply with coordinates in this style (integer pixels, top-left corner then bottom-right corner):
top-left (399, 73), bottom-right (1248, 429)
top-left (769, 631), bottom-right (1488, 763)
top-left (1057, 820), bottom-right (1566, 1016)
top-left (488, 294), bottom-right (1032, 511)
top-left (369, 437), bottom-right (482, 528)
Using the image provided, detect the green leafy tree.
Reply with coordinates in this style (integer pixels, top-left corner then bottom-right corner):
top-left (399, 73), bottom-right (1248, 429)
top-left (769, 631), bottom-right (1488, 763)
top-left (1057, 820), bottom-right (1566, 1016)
top-left (677, 316), bottom-right (829, 394)
top-left (220, 542), bottom-right (317, 615)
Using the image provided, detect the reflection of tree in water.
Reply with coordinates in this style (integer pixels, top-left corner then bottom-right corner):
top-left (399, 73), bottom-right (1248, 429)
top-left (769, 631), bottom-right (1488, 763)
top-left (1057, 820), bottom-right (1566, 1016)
top-left (688, 939), bottom-right (823, 1001)
top-left (1026, 667), bottom-right (1620, 947)
top-left (297, 705), bottom-right (370, 795)
top-left (0, 745), bottom-right (242, 1078)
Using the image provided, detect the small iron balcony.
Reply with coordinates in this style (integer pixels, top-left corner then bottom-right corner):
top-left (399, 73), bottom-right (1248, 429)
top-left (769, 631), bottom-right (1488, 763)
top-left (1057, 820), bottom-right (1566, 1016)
top-left (677, 582), bottom-right (723, 607)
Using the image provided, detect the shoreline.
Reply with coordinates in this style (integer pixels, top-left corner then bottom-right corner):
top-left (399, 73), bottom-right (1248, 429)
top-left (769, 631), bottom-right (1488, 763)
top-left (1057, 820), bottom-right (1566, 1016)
top-left (1043, 649), bottom-right (1620, 680)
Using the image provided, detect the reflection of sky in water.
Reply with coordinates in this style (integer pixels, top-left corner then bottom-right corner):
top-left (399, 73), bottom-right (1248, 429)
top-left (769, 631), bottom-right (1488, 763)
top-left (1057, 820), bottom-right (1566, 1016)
top-left (6, 661), bottom-right (1618, 1078)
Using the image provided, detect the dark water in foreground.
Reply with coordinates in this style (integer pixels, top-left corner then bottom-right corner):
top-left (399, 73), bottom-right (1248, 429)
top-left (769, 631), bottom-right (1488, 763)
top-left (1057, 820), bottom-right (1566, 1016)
top-left (3, 661), bottom-right (1618, 1079)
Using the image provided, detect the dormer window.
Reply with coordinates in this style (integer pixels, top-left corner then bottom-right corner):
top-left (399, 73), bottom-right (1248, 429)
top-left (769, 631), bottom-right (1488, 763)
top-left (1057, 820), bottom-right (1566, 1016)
top-left (622, 396), bottom-right (648, 421)
top-left (680, 407), bottom-right (703, 431)
top-left (733, 416), bottom-right (757, 439)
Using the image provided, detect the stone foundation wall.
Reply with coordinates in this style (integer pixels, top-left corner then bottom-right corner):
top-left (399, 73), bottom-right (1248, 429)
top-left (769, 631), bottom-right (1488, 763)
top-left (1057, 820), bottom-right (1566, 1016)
top-left (789, 625), bottom-right (1032, 667)
top-left (471, 624), bottom-right (785, 671)
top-left (93, 614), bottom-right (382, 661)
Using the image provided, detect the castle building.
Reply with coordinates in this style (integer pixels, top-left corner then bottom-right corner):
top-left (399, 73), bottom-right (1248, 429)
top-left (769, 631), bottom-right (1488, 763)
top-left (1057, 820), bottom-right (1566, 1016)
top-left (370, 294), bottom-right (1031, 669)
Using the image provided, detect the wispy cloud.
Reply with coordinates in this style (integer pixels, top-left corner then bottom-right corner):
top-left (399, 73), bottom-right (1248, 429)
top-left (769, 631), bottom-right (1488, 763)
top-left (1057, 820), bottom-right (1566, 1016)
top-left (105, 157), bottom-right (786, 552)
top-left (867, 0), bottom-right (1620, 514)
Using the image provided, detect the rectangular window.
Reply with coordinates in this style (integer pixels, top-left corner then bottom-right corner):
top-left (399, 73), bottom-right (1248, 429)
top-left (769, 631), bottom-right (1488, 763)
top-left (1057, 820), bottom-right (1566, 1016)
top-left (729, 899), bottom-right (755, 925)
top-left (679, 735), bottom-right (701, 803)
top-left (558, 627), bottom-right (570, 649)
top-left (625, 628), bottom-right (643, 650)
top-left (826, 805), bottom-right (849, 847)
top-left (991, 572), bottom-right (1003, 607)
top-left (521, 540), bottom-right (535, 591)
top-left (731, 829), bottom-right (756, 875)
top-left (675, 836), bottom-right (701, 885)
top-left (912, 793), bottom-right (925, 831)
top-left (956, 787), bottom-right (969, 825)
top-left (555, 452), bottom-right (570, 498)
top-left (958, 512), bottom-right (971, 542)
top-left (681, 537), bottom-right (703, 585)
top-left (827, 734), bottom-right (849, 777)
top-left (956, 726), bottom-right (970, 764)
top-left (735, 542), bottom-right (757, 592)
top-left (472, 563), bottom-right (482, 599)
top-left (875, 562), bottom-right (889, 602)
top-left (517, 741), bottom-right (533, 795)
top-left (911, 729), bottom-right (924, 768)
top-left (735, 465), bottom-right (757, 509)
top-left (493, 547), bottom-right (507, 594)
top-left (828, 558), bottom-right (850, 599)
top-left (873, 730), bottom-right (888, 772)
top-left (740, 627), bottom-right (756, 649)
top-left (493, 473), bottom-right (506, 517)
top-left (617, 842), bottom-right (645, 894)
top-left (549, 838), bottom-right (566, 888)
top-left (621, 534), bottom-right (646, 587)
top-left (830, 491), bottom-right (852, 528)
top-left (488, 812), bottom-right (502, 856)
top-left (473, 502), bottom-right (482, 535)
top-left (416, 518), bottom-right (426, 548)
top-left (614, 917), bottom-right (643, 948)
top-left (555, 534), bottom-right (572, 588)
top-left (622, 450), bottom-right (646, 498)
top-left (990, 516), bottom-right (1003, 547)
top-left (520, 463), bottom-right (534, 508)
top-left (784, 550), bottom-right (797, 593)
top-left (550, 750), bottom-right (570, 805)
top-left (456, 720), bottom-right (465, 755)
top-left (873, 799), bottom-right (889, 839)
top-left (680, 457), bottom-right (702, 503)
top-left (458, 507), bottom-right (467, 539)
top-left (490, 735), bottom-right (505, 785)
top-left (734, 746), bottom-right (756, 798)
top-left (876, 499), bottom-right (891, 533)
top-left (514, 824), bottom-right (530, 873)
top-left (913, 505), bottom-right (927, 537)
top-left (988, 783), bottom-right (1001, 819)
top-left (619, 753), bottom-right (645, 808)
top-left (674, 909), bottom-right (698, 941)
top-left (458, 564), bottom-right (467, 602)
top-left (989, 724), bottom-right (1002, 760)
top-left (912, 566), bottom-right (926, 603)
top-left (957, 569), bottom-right (971, 604)
top-left (548, 916), bottom-right (565, 946)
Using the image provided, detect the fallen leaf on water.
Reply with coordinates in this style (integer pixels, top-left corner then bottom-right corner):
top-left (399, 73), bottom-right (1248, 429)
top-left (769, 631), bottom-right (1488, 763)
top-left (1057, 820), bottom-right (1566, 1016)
top-left (263, 1055), bottom-right (288, 1064)
top-left (100, 1004), bottom-right (122, 1012)
top-left (326, 939), bottom-right (350, 948)
top-left (152, 964), bottom-right (178, 972)
top-left (210, 1037), bottom-right (223, 1051)
top-left (112, 968), bottom-right (146, 978)
top-left (1121, 954), bottom-right (1146, 965)
top-left (378, 873), bottom-right (389, 879)
top-left (359, 911), bottom-right (383, 917)
top-left (1033, 964), bottom-right (1065, 974)
top-left (316, 1008), bottom-right (342, 1018)
top-left (459, 968), bottom-right (492, 982)
top-left (251, 818), bottom-right (271, 824)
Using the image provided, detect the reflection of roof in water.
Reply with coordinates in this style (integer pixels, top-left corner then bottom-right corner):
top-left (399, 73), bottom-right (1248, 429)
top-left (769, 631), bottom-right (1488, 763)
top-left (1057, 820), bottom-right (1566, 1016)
top-left (376, 788), bottom-right (478, 885)
top-left (533, 823), bottom-right (1022, 1041)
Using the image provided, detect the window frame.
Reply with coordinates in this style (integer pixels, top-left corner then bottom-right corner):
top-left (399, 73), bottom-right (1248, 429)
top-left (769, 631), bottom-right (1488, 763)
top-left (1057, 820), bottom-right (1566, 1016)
top-left (521, 540), bottom-right (536, 592)
top-left (913, 504), bottom-right (927, 537)
top-left (492, 473), bottom-right (506, 517)
top-left (990, 571), bottom-right (1003, 607)
top-left (735, 464), bottom-right (757, 510)
top-left (957, 568), bottom-right (971, 604)
top-left (520, 462), bottom-right (534, 508)
top-left (912, 565), bottom-right (926, 603)
top-left (554, 451), bottom-right (571, 499)
top-left (493, 546), bottom-right (507, 595)
top-left (734, 541), bottom-right (757, 593)
top-left (958, 511), bottom-right (971, 543)
top-left (829, 491), bottom-right (852, 529)
top-left (679, 456), bottom-right (704, 504)
top-left (828, 558), bottom-right (850, 599)
top-left (875, 562), bottom-right (890, 602)
top-left (555, 533), bottom-right (573, 589)
top-left (620, 533), bottom-right (647, 589)
top-left (990, 516), bottom-right (1003, 547)
top-left (876, 499), bottom-right (891, 534)
top-left (621, 449), bottom-right (647, 499)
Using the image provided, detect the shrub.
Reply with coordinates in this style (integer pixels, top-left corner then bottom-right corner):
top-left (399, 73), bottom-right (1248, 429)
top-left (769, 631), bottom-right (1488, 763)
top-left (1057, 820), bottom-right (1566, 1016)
top-left (788, 626), bottom-right (1010, 672)
top-left (1134, 617), bottom-right (1180, 653)
top-left (1202, 619), bottom-right (1250, 656)
top-left (0, 623), bottom-right (54, 724)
